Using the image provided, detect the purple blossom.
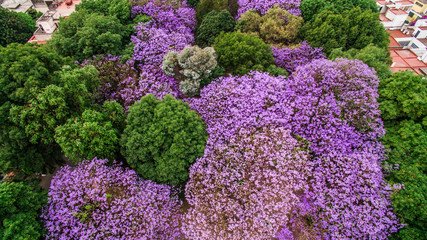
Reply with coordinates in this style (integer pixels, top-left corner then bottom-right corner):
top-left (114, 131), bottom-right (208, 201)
top-left (187, 59), bottom-right (400, 238)
top-left (183, 127), bottom-right (311, 239)
top-left (272, 41), bottom-right (326, 74)
top-left (237, 0), bottom-right (301, 19)
top-left (42, 158), bottom-right (182, 239)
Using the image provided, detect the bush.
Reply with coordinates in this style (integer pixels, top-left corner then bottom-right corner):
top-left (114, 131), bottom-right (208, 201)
top-left (0, 181), bottom-right (46, 240)
top-left (121, 94), bottom-right (208, 186)
top-left (236, 0), bottom-right (302, 19)
top-left (213, 32), bottom-right (275, 75)
top-left (42, 158), bottom-right (182, 239)
top-left (76, 0), bottom-right (132, 23)
top-left (196, 10), bottom-right (235, 47)
top-left (236, 6), bottom-right (303, 46)
top-left (162, 46), bottom-right (217, 97)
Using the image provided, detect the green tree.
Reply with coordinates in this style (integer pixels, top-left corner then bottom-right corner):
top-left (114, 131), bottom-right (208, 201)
top-left (26, 9), bottom-right (43, 21)
top-left (379, 71), bottom-right (427, 239)
top-left (0, 43), bottom-right (68, 174)
top-left (196, 0), bottom-right (238, 22)
top-left (329, 44), bottom-right (392, 80)
top-left (55, 101), bottom-right (125, 163)
top-left (76, 0), bottom-right (132, 24)
top-left (10, 66), bottom-right (100, 145)
top-left (379, 71), bottom-right (427, 121)
top-left (0, 181), bottom-right (47, 240)
top-left (300, 0), bottom-right (377, 22)
top-left (49, 11), bottom-right (130, 61)
top-left (302, 8), bottom-right (389, 56)
top-left (213, 32), bottom-right (275, 75)
top-left (196, 10), bottom-right (235, 47)
top-left (236, 6), bottom-right (304, 47)
top-left (121, 94), bottom-right (208, 186)
top-left (0, 6), bottom-right (36, 47)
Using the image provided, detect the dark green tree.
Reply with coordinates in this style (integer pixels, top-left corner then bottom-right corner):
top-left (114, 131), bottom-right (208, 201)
top-left (10, 66), bottom-right (100, 145)
top-left (26, 9), bottom-right (43, 21)
top-left (55, 101), bottom-right (125, 163)
top-left (0, 181), bottom-right (47, 239)
top-left (302, 8), bottom-right (389, 56)
top-left (196, 10), bottom-right (235, 47)
top-left (196, 0), bottom-right (238, 22)
top-left (121, 94), bottom-right (208, 186)
top-left (329, 44), bottom-right (392, 80)
top-left (187, 0), bottom-right (200, 7)
top-left (0, 43), bottom-right (69, 174)
top-left (0, 6), bottom-right (36, 47)
top-left (213, 32), bottom-right (275, 75)
top-left (379, 71), bottom-right (427, 239)
top-left (76, 0), bottom-right (132, 24)
top-left (49, 11), bottom-right (130, 61)
top-left (300, 0), bottom-right (377, 22)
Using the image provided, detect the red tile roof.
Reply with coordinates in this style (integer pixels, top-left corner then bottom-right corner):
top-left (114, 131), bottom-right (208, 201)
top-left (390, 49), bottom-right (427, 75)
top-left (380, 13), bottom-right (392, 22)
top-left (397, 0), bottom-right (415, 5)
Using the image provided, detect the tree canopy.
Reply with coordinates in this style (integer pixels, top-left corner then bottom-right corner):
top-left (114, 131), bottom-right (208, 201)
top-left (0, 7), bottom-right (36, 47)
top-left (302, 7), bottom-right (389, 56)
top-left (121, 94), bottom-right (208, 186)
top-left (196, 10), bottom-right (235, 47)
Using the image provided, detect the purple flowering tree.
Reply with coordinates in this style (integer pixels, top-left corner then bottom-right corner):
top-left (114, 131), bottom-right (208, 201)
top-left (42, 158), bottom-right (182, 239)
top-left (272, 41), bottom-right (326, 74)
top-left (183, 126), bottom-right (310, 239)
top-left (188, 59), bottom-right (400, 238)
top-left (236, 0), bottom-right (301, 19)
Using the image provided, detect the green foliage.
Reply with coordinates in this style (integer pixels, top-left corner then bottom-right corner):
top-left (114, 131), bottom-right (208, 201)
top-left (200, 65), bottom-right (225, 88)
top-left (300, 0), bottom-right (377, 22)
top-left (0, 181), bottom-right (47, 239)
top-left (196, 10), bottom-right (235, 47)
top-left (26, 9), bottom-right (43, 21)
top-left (76, 0), bottom-right (132, 24)
top-left (196, 0), bottom-right (238, 22)
top-left (0, 43), bottom-right (68, 173)
top-left (0, 7), bottom-right (36, 47)
top-left (236, 6), bottom-right (303, 47)
top-left (10, 66), bottom-right (100, 145)
top-left (265, 65), bottom-right (288, 77)
top-left (121, 94), bottom-right (208, 186)
top-left (213, 32), bottom-right (275, 75)
top-left (187, 0), bottom-right (200, 7)
top-left (49, 11), bottom-right (130, 61)
top-left (55, 101), bottom-right (124, 163)
top-left (379, 70), bottom-right (427, 239)
top-left (302, 8), bottom-right (389, 56)
top-left (329, 44), bottom-right (392, 80)
top-left (379, 71), bottom-right (427, 121)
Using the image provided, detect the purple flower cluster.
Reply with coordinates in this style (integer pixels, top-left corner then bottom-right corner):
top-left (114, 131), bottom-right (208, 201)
top-left (236, 0), bottom-right (301, 19)
top-left (272, 41), bottom-right (326, 74)
top-left (122, 0), bottom-right (196, 105)
top-left (187, 59), bottom-right (400, 238)
top-left (42, 158), bottom-right (182, 239)
top-left (183, 127), bottom-right (310, 239)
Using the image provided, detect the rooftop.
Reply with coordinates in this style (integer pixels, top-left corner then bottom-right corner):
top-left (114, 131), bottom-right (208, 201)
top-left (396, 0), bottom-right (415, 5)
top-left (389, 8), bottom-right (409, 15)
top-left (380, 13), bottom-right (392, 22)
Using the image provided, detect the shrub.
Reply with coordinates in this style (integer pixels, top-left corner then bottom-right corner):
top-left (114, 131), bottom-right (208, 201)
top-left (196, 10), bottom-right (235, 47)
top-left (213, 32), bottom-right (275, 75)
top-left (42, 158), bottom-right (182, 239)
top-left (162, 46), bottom-right (217, 97)
top-left (77, 0), bottom-right (132, 23)
top-left (196, 0), bottom-right (239, 22)
top-left (0, 181), bottom-right (46, 240)
top-left (183, 127), bottom-right (310, 239)
top-left (236, 6), bottom-right (303, 46)
top-left (121, 94), bottom-right (208, 186)
top-left (0, 6), bottom-right (36, 46)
